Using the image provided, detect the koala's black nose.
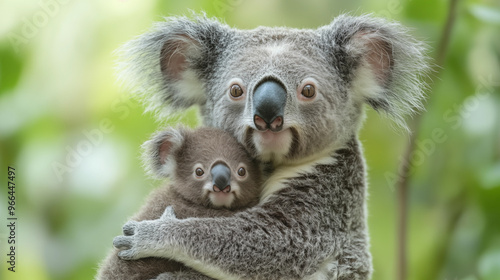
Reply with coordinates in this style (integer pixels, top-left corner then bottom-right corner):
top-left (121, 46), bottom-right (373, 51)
top-left (211, 163), bottom-right (231, 193)
top-left (253, 80), bottom-right (286, 132)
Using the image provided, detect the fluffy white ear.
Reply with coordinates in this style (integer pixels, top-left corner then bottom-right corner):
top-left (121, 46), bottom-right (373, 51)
top-left (322, 14), bottom-right (429, 128)
top-left (116, 15), bottom-right (232, 117)
top-left (142, 128), bottom-right (185, 178)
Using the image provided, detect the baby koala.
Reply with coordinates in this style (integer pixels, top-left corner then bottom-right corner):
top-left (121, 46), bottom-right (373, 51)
top-left (97, 127), bottom-right (262, 280)
top-left (144, 126), bottom-right (263, 216)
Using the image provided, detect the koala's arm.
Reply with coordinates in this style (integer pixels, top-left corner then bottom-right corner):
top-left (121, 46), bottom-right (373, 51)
top-left (96, 185), bottom-right (243, 280)
top-left (96, 186), bottom-right (185, 280)
top-left (114, 140), bottom-right (371, 280)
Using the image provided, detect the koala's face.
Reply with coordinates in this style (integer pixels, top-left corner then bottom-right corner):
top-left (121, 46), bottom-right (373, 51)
top-left (144, 128), bottom-right (262, 209)
top-left (205, 28), bottom-right (354, 164)
top-left (123, 15), bottom-right (427, 165)
top-left (176, 129), bottom-right (262, 209)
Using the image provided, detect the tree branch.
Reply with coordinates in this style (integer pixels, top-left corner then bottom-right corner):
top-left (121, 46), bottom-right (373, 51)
top-left (395, 1), bottom-right (460, 280)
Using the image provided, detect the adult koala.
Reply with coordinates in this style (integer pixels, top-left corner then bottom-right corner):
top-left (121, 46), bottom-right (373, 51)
top-left (108, 14), bottom-right (427, 280)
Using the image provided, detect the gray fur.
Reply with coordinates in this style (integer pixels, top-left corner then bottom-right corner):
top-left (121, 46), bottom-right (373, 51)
top-left (96, 127), bottom-right (262, 280)
top-left (108, 14), bottom-right (428, 279)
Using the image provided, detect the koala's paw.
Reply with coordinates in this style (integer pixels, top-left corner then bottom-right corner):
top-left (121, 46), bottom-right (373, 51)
top-left (113, 220), bottom-right (160, 260)
top-left (113, 207), bottom-right (179, 261)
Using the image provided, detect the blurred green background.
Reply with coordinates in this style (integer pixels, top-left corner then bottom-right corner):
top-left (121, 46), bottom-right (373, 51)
top-left (1, 0), bottom-right (499, 279)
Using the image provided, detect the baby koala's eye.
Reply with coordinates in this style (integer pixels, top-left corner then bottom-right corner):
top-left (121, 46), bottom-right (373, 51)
top-left (230, 84), bottom-right (244, 98)
top-left (301, 84), bottom-right (316, 98)
top-left (195, 168), bottom-right (204, 177)
top-left (237, 167), bottom-right (246, 177)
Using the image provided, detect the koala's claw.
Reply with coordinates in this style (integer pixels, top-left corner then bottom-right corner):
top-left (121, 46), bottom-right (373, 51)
top-left (123, 221), bottom-right (138, 236)
top-left (113, 235), bottom-right (132, 250)
top-left (117, 248), bottom-right (138, 260)
top-left (160, 206), bottom-right (177, 220)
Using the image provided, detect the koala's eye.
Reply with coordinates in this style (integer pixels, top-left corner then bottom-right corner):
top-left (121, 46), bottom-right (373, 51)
top-left (195, 168), bottom-right (204, 177)
top-left (230, 84), bottom-right (244, 98)
top-left (301, 84), bottom-right (316, 98)
top-left (237, 167), bottom-right (246, 177)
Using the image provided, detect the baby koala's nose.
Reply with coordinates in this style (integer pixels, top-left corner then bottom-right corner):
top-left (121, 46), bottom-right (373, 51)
top-left (211, 163), bottom-right (231, 193)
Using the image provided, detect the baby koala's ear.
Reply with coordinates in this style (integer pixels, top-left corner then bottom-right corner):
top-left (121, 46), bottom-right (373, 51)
top-left (142, 128), bottom-right (185, 178)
